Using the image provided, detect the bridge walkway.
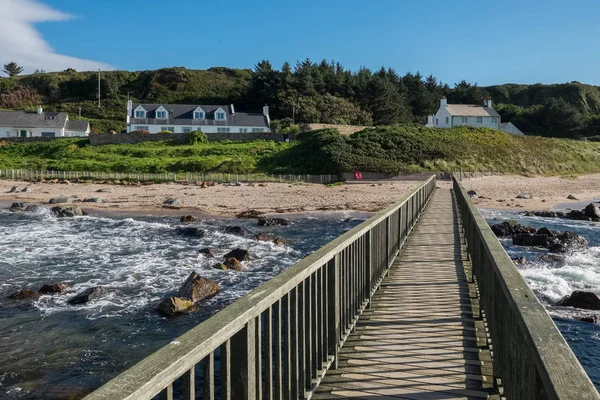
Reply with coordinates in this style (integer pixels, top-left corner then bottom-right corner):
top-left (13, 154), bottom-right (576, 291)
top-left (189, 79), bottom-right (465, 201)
top-left (313, 188), bottom-right (496, 400)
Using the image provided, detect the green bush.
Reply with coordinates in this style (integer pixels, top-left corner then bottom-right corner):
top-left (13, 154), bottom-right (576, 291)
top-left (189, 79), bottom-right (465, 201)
top-left (158, 130), bottom-right (173, 134)
top-left (188, 130), bottom-right (209, 145)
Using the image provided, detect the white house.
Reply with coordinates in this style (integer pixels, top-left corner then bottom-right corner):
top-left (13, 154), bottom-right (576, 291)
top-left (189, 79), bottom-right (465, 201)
top-left (126, 101), bottom-right (271, 134)
top-left (425, 97), bottom-right (524, 136)
top-left (0, 106), bottom-right (90, 138)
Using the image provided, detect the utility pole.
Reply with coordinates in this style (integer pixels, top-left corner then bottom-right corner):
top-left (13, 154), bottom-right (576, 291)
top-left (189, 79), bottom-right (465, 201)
top-left (78, 107), bottom-right (81, 120)
top-left (97, 69), bottom-right (101, 108)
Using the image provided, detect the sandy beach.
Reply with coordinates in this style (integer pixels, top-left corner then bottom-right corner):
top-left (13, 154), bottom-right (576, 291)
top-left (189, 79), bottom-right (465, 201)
top-left (460, 174), bottom-right (600, 211)
top-left (0, 179), bottom-right (419, 217)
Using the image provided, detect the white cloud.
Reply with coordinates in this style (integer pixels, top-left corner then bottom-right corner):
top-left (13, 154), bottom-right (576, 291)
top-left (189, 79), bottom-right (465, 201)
top-left (0, 0), bottom-right (114, 74)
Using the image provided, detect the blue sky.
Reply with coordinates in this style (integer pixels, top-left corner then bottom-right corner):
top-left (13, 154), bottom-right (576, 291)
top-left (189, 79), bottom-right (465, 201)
top-left (2, 0), bottom-right (599, 86)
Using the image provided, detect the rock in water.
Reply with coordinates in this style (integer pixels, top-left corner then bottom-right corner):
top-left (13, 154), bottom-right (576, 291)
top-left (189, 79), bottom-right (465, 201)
top-left (548, 231), bottom-right (588, 253)
top-left (213, 263), bottom-right (228, 270)
top-left (38, 282), bottom-right (70, 294)
top-left (9, 202), bottom-right (25, 212)
top-left (273, 237), bottom-right (292, 246)
top-left (175, 227), bottom-right (205, 238)
top-left (578, 315), bottom-right (599, 324)
top-left (224, 248), bottom-right (249, 262)
top-left (199, 247), bottom-right (218, 257)
top-left (255, 232), bottom-right (274, 241)
top-left (178, 272), bottom-right (220, 303)
top-left (164, 198), bottom-right (181, 206)
top-left (490, 221), bottom-right (513, 237)
top-left (513, 234), bottom-right (548, 247)
top-left (8, 289), bottom-right (40, 300)
top-left (180, 215), bottom-right (197, 223)
top-left (24, 205), bottom-right (43, 212)
top-left (584, 203), bottom-right (600, 219)
top-left (224, 257), bottom-right (245, 271)
top-left (157, 297), bottom-right (196, 316)
top-left (68, 287), bottom-right (106, 305)
top-left (51, 206), bottom-right (83, 218)
top-left (557, 291), bottom-right (600, 310)
top-left (223, 225), bottom-right (250, 237)
top-left (49, 197), bottom-right (73, 204)
top-left (258, 217), bottom-right (289, 227)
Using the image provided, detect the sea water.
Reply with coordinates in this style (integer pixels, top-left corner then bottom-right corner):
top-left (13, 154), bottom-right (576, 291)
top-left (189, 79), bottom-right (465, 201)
top-left (0, 208), bottom-right (366, 399)
top-left (481, 208), bottom-right (600, 390)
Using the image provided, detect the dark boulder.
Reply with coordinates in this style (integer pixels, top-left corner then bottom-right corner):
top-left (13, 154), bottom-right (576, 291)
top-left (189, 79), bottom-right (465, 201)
top-left (180, 215), bottom-right (197, 223)
top-left (199, 247), bottom-right (218, 257)
top-left (566, 210), bottom-right (587, 220)
top-left (68, 287), bottom-right (106, 305)
top-left (178, 272), bottom-right (220, 303)
top-left (236, 209), bottom-right (263, 219)
top-left (513, 234), bottom-right (548, 247)
top-left (21, 186), bottom-right (30, 193)
top-left (224, 257), bottom-right (245, 271)
top-left (25, 205), bottom-right (43, 212)
top-left (9, 202), bottom-right (25, 212)
top-left (223, 225), bottom-right (250, 237)
top-left (83, 198), bottom-right (103, 203)
top-left (38, 282), bottom-right (70, 294)
top-left (467, 190), bottom-right (477, 198)
top-left (511, 256), bottom-right (526, 265)
top-left (175, 227), bottom-right (205, 238)
top-left (578, 315), bottom-right (599, 324)
top-left (157, 297), bottom-right (196, 316)
top-left (164, 198), bottom-right (181, 206)
top-left (491, 222), bottom-right (513, 237)
top-left (213, 263), bottom-right (228, 270)
top-left (49, 197), bottom-right (73, 204)
top-left (258, 217), bottom-right (289, 227)
top-left (273, 237), bottom-right (292, 246)
top-left (557, 291), bottom-right (600, 310)
top-left (51, 205), bottom-right (83, 217)
top-left (8, 289), bottom-right (40, 300)
top-left (584, 203), bottom-right (600, 219)
top-left (567, 194), bottom-right (579, 200)
top-left (536, 227), bottom-right (558, 237)
top-left (524, 211), bottom-right (566, 218)
top-left (224, 248), bottom-right (249, 262)
top-left (548, 231), bottom-right (588, 254)
top-left (8, 186), bottom-right (18, 193)
top-left (512, 224), bottom-right (537, 235)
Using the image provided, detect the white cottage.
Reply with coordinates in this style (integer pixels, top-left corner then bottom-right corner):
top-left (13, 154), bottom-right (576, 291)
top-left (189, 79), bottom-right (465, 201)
top-left (425, 97), bottom-right (523, 136)
top-left (126, 101), bottom-right (271, 134)
top-left (0, 106), bottom-right (90, 138)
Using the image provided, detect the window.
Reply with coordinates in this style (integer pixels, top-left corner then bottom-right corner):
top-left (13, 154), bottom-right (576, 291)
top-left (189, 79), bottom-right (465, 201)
top-left (476, 117), bottom-right (483, 124)
top-left (161, 126), bottom-right (175, 132)
top-left (156, 111), bottom-right (167, 119)
top-left (217, 127), bottom-right (230, 133)
top-left (251, 128), bottom-right (264, 132)
top-left (216, 111), bottom-right (226, 120)
top-left (135, 126), bottom-right (149, 131)
top-left (182, 127), bottom-right (192, 133)
top-left (41, 132), bottom-right (55, 138)
top-left (445, 117), bottom-right (449, 124)
top-left (135, 110), bottom-right (145, 118)
top-left (461, 117), bottom-right (468, 124)
top-left (492, 117), bottom-right (498, 124)
top-left (194, 111), bottom-right (205, 120)
top-left (239, 128), bottom-right (248, 133)
top-left (435, 119), bottom-right (439, 126)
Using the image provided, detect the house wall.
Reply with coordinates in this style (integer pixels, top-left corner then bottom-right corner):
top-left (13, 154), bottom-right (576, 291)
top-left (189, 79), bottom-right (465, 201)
top-left (0, 127), bottom-right (65, 138)
top-left (500, 122), bottom-right (525, 136)
top-left (433, 107), bottom-right (453, 128)
top-left (127, 124), bottom-right (270, 134)
top-left (451, 116), bottom-right (499, 129)
top-left (65, 130), bottom-right (89, 137)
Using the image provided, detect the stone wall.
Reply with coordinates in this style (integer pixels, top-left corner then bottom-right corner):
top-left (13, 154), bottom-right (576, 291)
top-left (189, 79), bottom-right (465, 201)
top-left (301, 123), bottom-right (367, 136)
top-left (89, 132), bottom-right (285, 146)
top-left (1, 137), bottom-right (78, 144)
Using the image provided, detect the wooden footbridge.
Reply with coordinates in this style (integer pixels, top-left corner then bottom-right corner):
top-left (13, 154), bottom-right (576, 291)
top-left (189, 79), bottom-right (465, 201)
top-left (85, 176), bottom-right (599, 400)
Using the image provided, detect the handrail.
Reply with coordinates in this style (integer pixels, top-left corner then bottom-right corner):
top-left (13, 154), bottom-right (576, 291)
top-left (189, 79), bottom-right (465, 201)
top-left (85, 176), bottom-right (437, 400)
top-left (453, 176), bottom-right (599, 399)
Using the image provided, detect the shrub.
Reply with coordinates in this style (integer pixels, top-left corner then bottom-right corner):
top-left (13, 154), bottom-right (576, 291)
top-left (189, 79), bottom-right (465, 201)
top-left (188, 130), bottom-right (209, 145)
top-left (158, 130), bottom-right (173, 134)
top-left (130, 130), bottom-right (149, 134)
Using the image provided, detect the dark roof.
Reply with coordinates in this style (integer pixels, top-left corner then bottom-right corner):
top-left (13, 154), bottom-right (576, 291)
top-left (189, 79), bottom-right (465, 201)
top-left (65, 120), bottom-right (90, 131)
top-left (0, 110), bottom-right (68, 128)
top-left (131, 103), bottom-right (268, 127)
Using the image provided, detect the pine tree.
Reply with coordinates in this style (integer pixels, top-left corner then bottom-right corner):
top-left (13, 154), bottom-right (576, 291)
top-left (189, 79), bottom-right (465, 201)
top-left (3, 62), bottom-right (24, 77)
top-left (366, 76), bottom-right (412, 125)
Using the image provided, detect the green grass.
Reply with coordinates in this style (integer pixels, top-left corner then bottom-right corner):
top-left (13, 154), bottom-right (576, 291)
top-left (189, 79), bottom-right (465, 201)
top-left (2, 126), bottom-right (600, 176)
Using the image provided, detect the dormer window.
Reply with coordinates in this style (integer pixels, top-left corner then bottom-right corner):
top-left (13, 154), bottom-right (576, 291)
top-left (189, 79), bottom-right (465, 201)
top-left (134, 106), bottom-right (146, 118)
top-left (156, 110), bottom-right (167, 119)
top-left (194, 111), bottom-right (205, 120)
top-left (216, 111), bottom-right (226, 120)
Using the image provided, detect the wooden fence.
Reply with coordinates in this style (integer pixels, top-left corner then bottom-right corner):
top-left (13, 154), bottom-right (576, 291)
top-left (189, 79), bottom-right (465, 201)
top-left (0, 169), bottom-right (338, 185)
top-left (83, 176), bottom-right (437, 400)
top-left (453, 176), bottom-right (600, 399)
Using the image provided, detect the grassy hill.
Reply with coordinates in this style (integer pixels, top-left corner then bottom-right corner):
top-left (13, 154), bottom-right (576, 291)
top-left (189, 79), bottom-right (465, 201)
top-left (1, 127), bottom-right (600, 176)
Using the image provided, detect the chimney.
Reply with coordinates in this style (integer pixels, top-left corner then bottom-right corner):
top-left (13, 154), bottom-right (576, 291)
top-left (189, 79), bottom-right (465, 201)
top-left (440, 96), bottom-right (448, 107)
top-left (263, 104), bottom-right (270, 127)
top-left (427, 115), bottom-right (433, 124)
top-left (37, 105), bottom-right (43, 114)
top-left (484, 97), bottom-right (493, 108)
top-left (230, 104), bottom-right (235, 114)
top-left (127, 100), bottom-right (133, 117)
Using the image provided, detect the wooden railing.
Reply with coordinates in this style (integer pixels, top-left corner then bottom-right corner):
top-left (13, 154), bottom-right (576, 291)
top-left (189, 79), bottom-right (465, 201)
top-left (453, 177), bottom-right (600, 399)
top-left (84, 176), bottom-right (437, 400)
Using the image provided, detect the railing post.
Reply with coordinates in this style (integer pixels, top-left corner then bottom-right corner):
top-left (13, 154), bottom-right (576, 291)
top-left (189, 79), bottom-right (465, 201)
top-left (385, 217), bottom-right (390, 268)
top-left (327, 254), bottom-right (340, 369)
top-left (230, 319), bottom-right (256, 400)
top-left (366, 231), bottom-right (372, 308)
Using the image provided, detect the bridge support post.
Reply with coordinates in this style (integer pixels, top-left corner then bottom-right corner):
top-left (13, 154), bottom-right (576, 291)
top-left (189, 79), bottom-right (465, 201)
top-left (327, 254), bottom-right (340, 369)
top-left (229, 319), bottom-right (256, 400)
top-left (366, 230), bottom-right (372, 309)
